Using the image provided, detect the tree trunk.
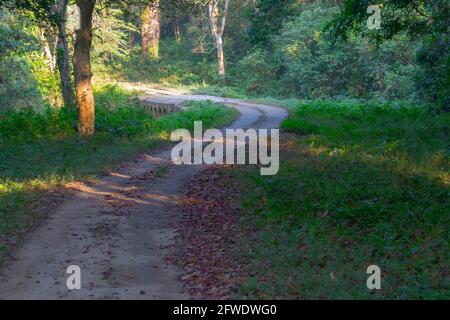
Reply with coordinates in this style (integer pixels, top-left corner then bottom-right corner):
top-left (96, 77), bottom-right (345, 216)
top-left (40, 28), bottom-right (57, 73)
top-left (55, 0), bottom-right (75, 108)
top-left (73, 0), bottom-right (95, 137)
top-left (215, 35), bottom-right (225, 76)
top-left (174, 12), bottom-right (181, 42)
top-left (141, 0), bottom-right (160, 59)
top-left (129, 30), bottom-right (135, 48)
top-left (208, 0), bottom-right (229, 76)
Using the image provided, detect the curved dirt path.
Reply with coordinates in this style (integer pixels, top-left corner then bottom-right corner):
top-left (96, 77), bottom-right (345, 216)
top-left (0, 86), bottom-right (287, 300)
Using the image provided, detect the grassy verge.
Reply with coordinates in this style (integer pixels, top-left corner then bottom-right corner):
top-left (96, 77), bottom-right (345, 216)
top-left (0, 84), bottom-right (238, 256)
top-left (232, 100), bottom-right (449, 299)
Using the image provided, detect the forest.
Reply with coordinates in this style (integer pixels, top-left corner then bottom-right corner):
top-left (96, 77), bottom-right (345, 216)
top-left (0, 0), bottom-right (448, 300)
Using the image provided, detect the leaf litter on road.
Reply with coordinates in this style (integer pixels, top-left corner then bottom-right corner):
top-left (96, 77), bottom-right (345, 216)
top-left (168, 165), bottom-right (245, 299)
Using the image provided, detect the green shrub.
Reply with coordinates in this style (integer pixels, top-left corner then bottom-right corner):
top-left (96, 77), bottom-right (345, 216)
top-left (416, 34), bottom-right (450, 111)
top-left (0, 57), bottom-right (43, 112)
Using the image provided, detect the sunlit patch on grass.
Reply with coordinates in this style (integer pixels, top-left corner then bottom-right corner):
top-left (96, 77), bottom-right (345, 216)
top-left (232, 100), bottom-right (449, 299)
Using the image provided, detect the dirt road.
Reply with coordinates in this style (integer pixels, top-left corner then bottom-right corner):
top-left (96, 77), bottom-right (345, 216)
top-left (0, 87), bottom-right (287, 299)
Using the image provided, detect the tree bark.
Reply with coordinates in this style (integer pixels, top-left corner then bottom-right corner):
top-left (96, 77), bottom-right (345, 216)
top-left (54, 0), bottom-right (75, 108)
top-left (40, 28), bottom-right (57, 73)
top-left (73, 0), bottom-right (96, 137)
top-left (216, 36), bottom-right (225, 75)
top-left (129, 30), bottom-right (135, 48)
top-left (174, 12), bottom-right (181, 42)
top-left (208, 0), bottom-right (229, 76)
top-left (141, 0), bottom-right (160, 59)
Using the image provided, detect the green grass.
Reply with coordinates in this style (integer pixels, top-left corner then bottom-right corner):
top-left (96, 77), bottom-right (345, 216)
top-left (233, 100), bottom-right (449, 299)
top-left (0, 84), bottom-right (238, 256)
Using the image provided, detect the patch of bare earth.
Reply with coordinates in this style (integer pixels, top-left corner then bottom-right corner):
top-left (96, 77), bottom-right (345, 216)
top-left (0, 187), bottom-right (75, 263)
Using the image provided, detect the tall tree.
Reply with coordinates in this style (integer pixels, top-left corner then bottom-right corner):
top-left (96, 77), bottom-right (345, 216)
top-left (207, 0), bottom-right (229, 76)
top-left (173, 8), bottom-right (182, 42)
top-left (141, 0), bottom-right (161, 59)
top-left (73, 0), bottom-right (95, 136)
top-left (53, 0), bottom-right (75, 107)
top-left (39, 27), bottom-right (57, 73)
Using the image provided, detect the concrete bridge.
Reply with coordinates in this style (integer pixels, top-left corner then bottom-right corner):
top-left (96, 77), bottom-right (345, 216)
top-left (137, 96), bottom-right (184, 118)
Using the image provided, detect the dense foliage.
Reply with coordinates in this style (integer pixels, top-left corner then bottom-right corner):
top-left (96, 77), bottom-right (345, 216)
top-left (1, 1), bottom-right (448, 111)
top-left (88, 1), bottom-right (447, 110)
top-left (0, 8), bottom-right (45, 111)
